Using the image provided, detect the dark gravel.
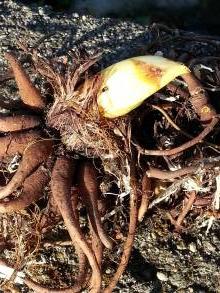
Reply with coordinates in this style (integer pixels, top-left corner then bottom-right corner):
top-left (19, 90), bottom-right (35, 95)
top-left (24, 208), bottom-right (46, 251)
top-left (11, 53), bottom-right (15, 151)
top-left (0, 0), bottom-right (150, 69)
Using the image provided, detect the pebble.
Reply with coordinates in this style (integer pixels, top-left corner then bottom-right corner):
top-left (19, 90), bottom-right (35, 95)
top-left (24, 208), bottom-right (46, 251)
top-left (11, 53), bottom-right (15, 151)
top-left (72, 12), bottom-right (79, 18)
top-left (189, 242), bottom-right (197, 253)
top-left (38, 7), bottom-right (44, 15)
top-left (157, 272), bottom-right (168, 282)
top-left (150, 232), bottom-right (157, 240)
top-left (103, 36), bottom-right (109, 42)
top-left (212, 235), bottom-right (219, 244)
top-left (176, 242), bottom-right (186, 250)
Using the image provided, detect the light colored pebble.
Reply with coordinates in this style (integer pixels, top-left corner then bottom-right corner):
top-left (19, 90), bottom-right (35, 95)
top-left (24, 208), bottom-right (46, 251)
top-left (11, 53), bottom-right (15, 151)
top-left (176, 242), bottom-right (186, 250)
top-left (157, 272), bottom-right (168, 281)
top-left (189, 242), bottom-right (197, 253)
top-left (105, 268), bottom-right (112, 274)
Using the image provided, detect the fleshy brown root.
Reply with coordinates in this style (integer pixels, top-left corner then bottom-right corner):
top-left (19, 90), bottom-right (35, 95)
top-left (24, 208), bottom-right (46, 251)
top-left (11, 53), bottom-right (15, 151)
top-left (79, 161), bottom-right (113, 250)
top-left (0, 163), bottom-right (49, 213)
top-left (0, 115), bottom-right (40, 132)
top-left (0, 130), bottom-right (43, 159)
top-left (0, 139), bottom-right (53, 200)
top-left (5, 52), bottom-right (45, 111)
top-left (51, 157), bottom-right (101, 293)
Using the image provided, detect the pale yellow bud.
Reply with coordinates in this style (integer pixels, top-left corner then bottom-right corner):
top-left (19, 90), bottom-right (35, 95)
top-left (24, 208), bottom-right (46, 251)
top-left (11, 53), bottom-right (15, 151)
top-left (97, 55), bottom-right (190, 118)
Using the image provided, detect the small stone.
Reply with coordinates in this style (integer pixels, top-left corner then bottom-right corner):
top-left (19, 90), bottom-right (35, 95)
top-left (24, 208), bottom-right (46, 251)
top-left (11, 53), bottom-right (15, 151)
top-left (105, 268), bottom-right (112, 274)
top-left (38, 7), bottom-right (44, 15)
top-left (155, 50), bottom-right (164, 56)
top-left (157, 272), bottom-right (168, 281)
top-left (176, 242), bottom-right (186, 250)
top-left (150, 232), bottom-right (156, 240)
top-left (189, 242), bottom-right (197, 253)
top-left (212, 236), bottom-right (219, 244)
top-left (72, 12), bottom-right (79, 18)
top-left (103, 35), bottom-right (109, 42)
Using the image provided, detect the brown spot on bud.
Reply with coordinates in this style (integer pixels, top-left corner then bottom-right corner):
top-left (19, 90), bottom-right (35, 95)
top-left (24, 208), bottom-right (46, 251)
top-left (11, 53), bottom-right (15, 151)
top-left (132, 60), bottom-right (163, 88)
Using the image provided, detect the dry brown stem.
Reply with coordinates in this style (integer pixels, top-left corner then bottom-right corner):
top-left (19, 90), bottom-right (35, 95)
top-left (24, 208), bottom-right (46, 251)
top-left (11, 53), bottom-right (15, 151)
top-left (146, 161), bottom-right (218, 180)
top-left (151, 104), bottom-right (185, 133)
top-left (5, 52), bottom-right (45, 111)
